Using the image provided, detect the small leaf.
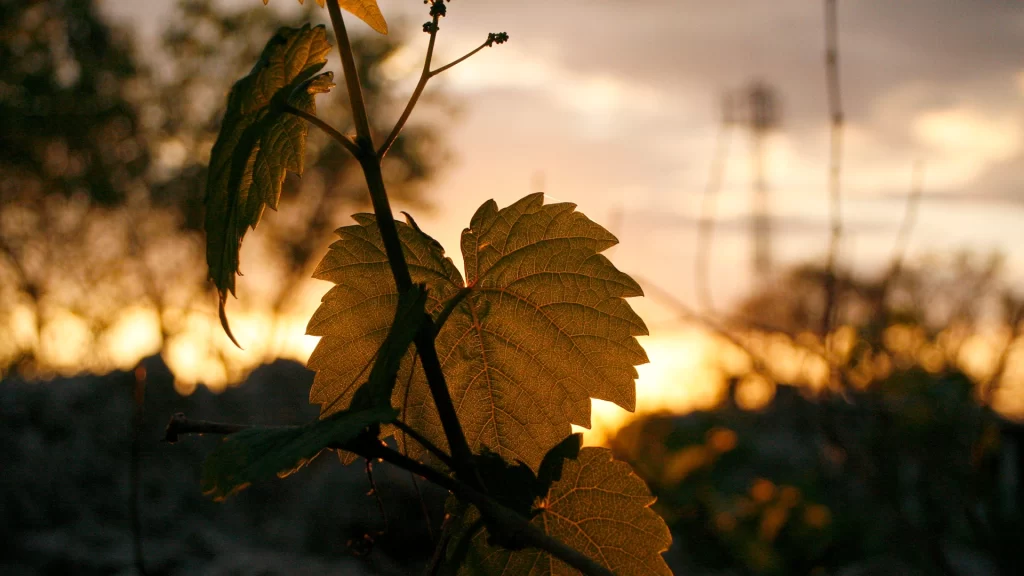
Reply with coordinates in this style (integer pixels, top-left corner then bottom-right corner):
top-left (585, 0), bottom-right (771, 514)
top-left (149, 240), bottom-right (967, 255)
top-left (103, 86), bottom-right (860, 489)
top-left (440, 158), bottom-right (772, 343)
top-left (349, 284), bottom-right (428, 412)
top-left (454, 448), bottom-right (672, 576)
top-left (473, 448), bottom-right (541, 525)
top-left (308, 195), bottom-right (648, 471)
top-left (536, 433), bottom-right (582, 495)
top-left (338, 0), bottom-right (388, 34)
top-left (201, 406), bottom-right (396, 500)
top-left (204, 25), bottom-right (333, 343)
top-left (265, 0), bottom-right (388, 34)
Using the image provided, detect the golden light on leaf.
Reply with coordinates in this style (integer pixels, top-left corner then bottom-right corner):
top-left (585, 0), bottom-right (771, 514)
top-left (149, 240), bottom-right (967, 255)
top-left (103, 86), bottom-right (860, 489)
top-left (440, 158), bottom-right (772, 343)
top-left (264, 0), bottom-right (388, 34)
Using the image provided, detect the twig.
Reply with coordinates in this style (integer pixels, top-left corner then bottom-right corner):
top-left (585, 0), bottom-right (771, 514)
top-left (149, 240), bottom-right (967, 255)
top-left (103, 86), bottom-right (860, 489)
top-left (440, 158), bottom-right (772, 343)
top-left (430, 40), bottom-right (490, 77)
top-left (410, 471), bottom-right (436, 542)
top-left (984, 300), bottom-right (1024, 407)
top-left (887, 161), bottom-right (924, 281)
top-left (394, 418), bottom-right (455, 469)
top-left (163, 412), bottom-right (248, 442)
top-left (635, 275), bottom-right (779, 381)
top-left (166, 415), bottom-right (617, 576)
top-left (365, 459), bottom-right (390, 534)
top-left (423, 514), bottom-right (456, 576)
top-left (283, 103), bottom-right (361, 159)
top-left (821, 0), bottom-right (845, 387)
top-left (129, 364), bottom-right (149, 576)
top-left (694, 94), bottom-right (735, 313)
top-left (378, 6), bottom-right (442, 159)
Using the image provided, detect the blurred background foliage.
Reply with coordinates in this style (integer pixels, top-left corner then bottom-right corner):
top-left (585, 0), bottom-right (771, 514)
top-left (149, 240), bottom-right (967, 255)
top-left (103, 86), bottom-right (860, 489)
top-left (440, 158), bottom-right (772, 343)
top-left (0, 0), bottom-right (449, 386)
top-left (613, 258), bottom-right (1024, 575)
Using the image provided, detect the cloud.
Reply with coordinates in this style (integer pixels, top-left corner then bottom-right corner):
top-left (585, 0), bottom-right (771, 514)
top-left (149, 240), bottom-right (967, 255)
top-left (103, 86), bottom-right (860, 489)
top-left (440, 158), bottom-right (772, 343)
top-left (441, 40), bottom-right (667, 137)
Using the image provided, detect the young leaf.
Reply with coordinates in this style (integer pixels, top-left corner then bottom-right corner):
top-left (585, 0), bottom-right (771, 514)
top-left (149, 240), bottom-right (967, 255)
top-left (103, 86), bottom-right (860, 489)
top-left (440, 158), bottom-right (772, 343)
top-left (536, 433), bottom-right (582, 495)
top-left (204, 24), bottom-right (333, 343)
top-left (201, 406), bottom-right (397, 500)
top-left (265, 0), bottom-right (388, 35)
top-left (307, 194), bottom-right (649, 471)
top-left (452, 448), bottom-right (672, 576)
top-left (337, 0), bottom-right (388, 35)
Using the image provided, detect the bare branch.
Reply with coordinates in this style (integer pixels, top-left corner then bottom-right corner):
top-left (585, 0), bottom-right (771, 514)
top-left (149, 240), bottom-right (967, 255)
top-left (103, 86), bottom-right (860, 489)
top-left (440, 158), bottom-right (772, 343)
top-left (821, 0), bottom-right (845, 387)
top-left (163, 412), bottom-right (249, 443)
top-left (694, 95), bottom-right (735, 313)
top-left (394, 418), bottom-right (455, 469)
top-left (429, 40), bottom-right (489, 77)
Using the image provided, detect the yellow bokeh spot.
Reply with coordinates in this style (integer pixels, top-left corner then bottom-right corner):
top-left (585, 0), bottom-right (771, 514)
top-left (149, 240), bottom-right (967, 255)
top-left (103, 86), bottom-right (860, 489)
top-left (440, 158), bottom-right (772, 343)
top-left (101, 306), bottom-right (163, 370)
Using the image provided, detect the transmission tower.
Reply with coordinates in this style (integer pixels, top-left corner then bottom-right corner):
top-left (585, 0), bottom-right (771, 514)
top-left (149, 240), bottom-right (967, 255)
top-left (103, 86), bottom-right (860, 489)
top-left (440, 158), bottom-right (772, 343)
top-left (744, 82), bottom-right (781, 280)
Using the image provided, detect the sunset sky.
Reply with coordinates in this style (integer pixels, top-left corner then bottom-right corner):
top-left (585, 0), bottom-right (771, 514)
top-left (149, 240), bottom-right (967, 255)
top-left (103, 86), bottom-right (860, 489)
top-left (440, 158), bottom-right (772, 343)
top-left (99, 1), bottom-right (1024, 303)
top-left (94, 0), bottom-right (1024, 437)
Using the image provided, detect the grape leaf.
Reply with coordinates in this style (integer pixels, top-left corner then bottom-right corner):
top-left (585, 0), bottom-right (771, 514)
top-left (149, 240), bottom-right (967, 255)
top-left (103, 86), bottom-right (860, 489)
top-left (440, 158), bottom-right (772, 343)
top-left (307, 194), bottom-right (648, 470)
top-left (201, 405), bottom-right (397, 501)
top-left (451, 448), bottom-right (672, 576)
top-left (204, 24), bottom-right (333, 344)
top-left (350, 284), bottom-right (428, 411)
top-left (265, 0), bottom-right (388, 35)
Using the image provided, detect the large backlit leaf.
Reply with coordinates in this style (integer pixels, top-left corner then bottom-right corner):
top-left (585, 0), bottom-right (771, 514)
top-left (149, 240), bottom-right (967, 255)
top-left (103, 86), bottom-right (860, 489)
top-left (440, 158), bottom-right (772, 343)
top-left (201, 406), bottom-right (397, 500)
top-left (265, 0), bottom-right (388, 35)
top-left (452, 448), bottom-right (672, 575)
top-left (204, 24), bottom-right (333, 342)
top-left (350, 284), bottom-right (428, 411)
top-left (307, 194), bottom-right (648, 470)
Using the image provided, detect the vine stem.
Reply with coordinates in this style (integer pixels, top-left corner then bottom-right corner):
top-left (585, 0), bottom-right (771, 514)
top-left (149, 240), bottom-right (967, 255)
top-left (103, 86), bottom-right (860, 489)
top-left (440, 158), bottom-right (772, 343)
top-left (163, 415), bottom-right (616, 576)
top-left (324, 0), bottom-right (478, 488)
top-left (378, 10), bottom-right (441, 159)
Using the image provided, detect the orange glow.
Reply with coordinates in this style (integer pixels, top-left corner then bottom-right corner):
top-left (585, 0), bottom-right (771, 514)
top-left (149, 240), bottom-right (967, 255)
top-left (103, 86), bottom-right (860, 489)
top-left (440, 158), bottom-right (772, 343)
top-left (578, 328), bottom-right (718, 446)
top-left (101, 306), bottom-right (162, 370)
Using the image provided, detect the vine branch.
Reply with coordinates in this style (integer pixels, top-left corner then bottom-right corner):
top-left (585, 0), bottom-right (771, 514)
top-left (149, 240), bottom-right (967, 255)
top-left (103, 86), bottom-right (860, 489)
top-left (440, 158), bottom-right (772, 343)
top-left (164, 415), bottom-right (616, 576)
top-left (325, 0), bottom-right (479, 488)
top-left (394, 418), bottom-right (455, 469)
top-left (326, 0), bottom-right (373, 146)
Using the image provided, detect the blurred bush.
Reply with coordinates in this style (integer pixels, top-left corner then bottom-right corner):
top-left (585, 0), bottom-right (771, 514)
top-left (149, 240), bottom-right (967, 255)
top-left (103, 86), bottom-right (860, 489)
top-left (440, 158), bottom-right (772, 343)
top-left (614, 259), bottom-right (1024, 576)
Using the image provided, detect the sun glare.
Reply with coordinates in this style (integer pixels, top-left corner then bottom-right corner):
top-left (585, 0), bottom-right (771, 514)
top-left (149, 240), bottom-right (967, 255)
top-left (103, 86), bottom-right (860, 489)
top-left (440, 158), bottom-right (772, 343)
top-left (578, 328), bottom-right (720, 446)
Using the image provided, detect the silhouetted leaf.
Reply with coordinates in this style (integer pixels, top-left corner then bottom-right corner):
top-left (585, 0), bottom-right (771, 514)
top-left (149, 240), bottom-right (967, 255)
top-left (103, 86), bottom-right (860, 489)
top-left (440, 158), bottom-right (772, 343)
top-left (350, 284), bottom-right (428, 411)
top-left (204, 24), bottom-right (333, 344)
top-left (201, 406), bottom-right (396, 500)
top-left (307, 194), bottom-right (648, 470)
top-left (473, 448), bottom-right (540, 525)
top-left (536, 433), bottom-right (582, 495)
top-left (452, 448), bottom-right (672, 575)
top-left (264, 0), bottom-right (388, 34)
